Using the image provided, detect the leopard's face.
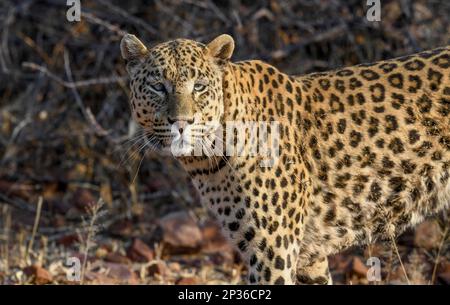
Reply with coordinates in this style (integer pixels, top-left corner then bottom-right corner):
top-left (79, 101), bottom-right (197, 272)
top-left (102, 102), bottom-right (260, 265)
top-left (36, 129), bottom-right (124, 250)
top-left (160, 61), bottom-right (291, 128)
top-left (121, 34), bottom-right (234, 156)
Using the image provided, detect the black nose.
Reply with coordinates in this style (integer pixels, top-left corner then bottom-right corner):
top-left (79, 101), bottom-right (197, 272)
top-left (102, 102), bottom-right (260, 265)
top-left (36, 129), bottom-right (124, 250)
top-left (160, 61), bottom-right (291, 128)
top-left (168, 117), bottom-right (194, 124)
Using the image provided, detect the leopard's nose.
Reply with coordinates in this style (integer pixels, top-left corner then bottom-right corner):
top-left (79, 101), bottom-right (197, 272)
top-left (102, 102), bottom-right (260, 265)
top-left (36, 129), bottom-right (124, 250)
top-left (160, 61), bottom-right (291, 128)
top-left (168, 117), bottom-right (194, 134)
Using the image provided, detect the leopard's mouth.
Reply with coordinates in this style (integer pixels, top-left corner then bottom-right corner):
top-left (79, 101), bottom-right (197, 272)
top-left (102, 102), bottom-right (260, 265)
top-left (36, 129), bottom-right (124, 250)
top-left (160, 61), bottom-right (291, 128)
top-left (147, 131), bottom-right (196, 156)
top-left (147, 121), bottom-right (222, 157)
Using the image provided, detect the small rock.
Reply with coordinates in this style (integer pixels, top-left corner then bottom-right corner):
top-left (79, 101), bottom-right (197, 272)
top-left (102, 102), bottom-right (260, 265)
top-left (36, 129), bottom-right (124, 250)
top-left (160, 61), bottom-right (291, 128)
top-left (176, 277), bottom-right (200, 285)
top-left (95, 247), bottom-right (109, 259)
top-left (347, 257), bottom-right (368, 277)
top-left (84, 273), bottom-right (117, 285)
top-left (86, 263), bottom-right (138, 284)
top-left (437, 262), bottom-right (450, 274)
top-left (438, 272), bottom-right (450, 285)
top-left (23, 265), bottom-right (53, 284)
top-left (105, 252), bottom-right (132, 265)
top-left (71, 188), bottom-right (96, 212)
top-left (169, 262), bottom-right (181, 273)
top-left (148, 261), bottom-right (167, 277)
top-left (105, 263), bottom-right (138, 284)
top-left (437, 262), bottom-right (450, 285)
top-left (57, 234), bottom-right (79, 247)
top-left (414, 220), bottom-right (442, 250)
top-left (109, 219), bottom-right (133, 237)
top-left (158, 211), bottom-right (202, 254)
top-left (95, 244), bottom-right (112, 258)
top-left (127, 238), bottom-right (154, 262)
top-left (201, 220), bottom-right (235, 265)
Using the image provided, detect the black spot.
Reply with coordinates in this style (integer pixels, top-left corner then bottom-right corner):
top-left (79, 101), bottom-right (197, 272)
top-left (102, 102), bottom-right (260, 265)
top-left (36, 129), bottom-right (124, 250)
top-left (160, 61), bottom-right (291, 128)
top-left (285, 81), bottom-right (293, 93)
top-left (264, 267), bottom-right (272, 282)
top-left (416, 94), bottom-right (432, 113)
top-left (361, 69), bottom-right (380, 80)
top-left (368, 117), bottom-right (379, 137)
top-left (274, 276), bottom-right (285, 285)
top-left (337, 69), bottom-right (354, 76)
top-left (408, 75), bottom-right (422, 93)
top-left (235, 208), bottom-right (246, 219)
top-left (274, 256), bottom-right (285, 270)
top-left (238, 240), bottom-right (247, 251)
top-left (267, 247), bottom-right (274, 261)
top-left (259, 238), bottom-right (267, 251)
top-left (409, 130), bottom-right (420, 144)
top-left (389, 176), bottom-right (406, 193)
top-left (368, 182), bottom-right (382, 202)
top-left (349, 77), bottom-right (363, 90)
top-left (432, 54), bottom-right (450, 68)
top-left (244, 227), bottom-right (256, 241)
top-left (388, 137), bottom-right (405, 154)
top-left (391, 93), bottom-right (405, 109)
top-left (369, 83), bottom-right (385, 102)
top-left (334, 79), bottom-right (346, 93)
top-left (385, 115), bottom-right (398, 134)
top-left (271, 192), bottom-right (279, 206)
top-left (350, 130), bottom-right (363, 147)
top-left (324, 208), bottom-right (336, 223)
top-left (388, 73), bottom-right (404, 88)
top-left (404, 59), bottom-right (425, 71)
top-left (337, 119), bottom-right (346, 134)
top-left (379, 62), bottom-right (398, 73)
top-left (401, 160), bottom-right (417, 174)
top-left (228, 222), bottom-right (240, 231)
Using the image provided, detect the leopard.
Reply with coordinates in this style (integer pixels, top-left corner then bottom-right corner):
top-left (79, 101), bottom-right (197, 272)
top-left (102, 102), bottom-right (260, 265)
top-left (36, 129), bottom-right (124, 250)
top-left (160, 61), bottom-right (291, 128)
top-left (120, 33), bottom-right (450, 284)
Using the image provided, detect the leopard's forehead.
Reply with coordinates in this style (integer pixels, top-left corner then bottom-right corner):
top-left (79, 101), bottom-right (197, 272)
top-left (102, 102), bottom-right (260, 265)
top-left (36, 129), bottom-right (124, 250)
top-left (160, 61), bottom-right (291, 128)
top-left (142, 39), bottom-right (211, 80)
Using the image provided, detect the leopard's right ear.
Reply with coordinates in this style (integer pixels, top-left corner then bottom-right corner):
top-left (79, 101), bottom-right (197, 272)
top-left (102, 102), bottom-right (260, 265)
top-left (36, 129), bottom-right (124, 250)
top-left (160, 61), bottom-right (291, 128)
top-left (120, 34), bottom-right (148, 72)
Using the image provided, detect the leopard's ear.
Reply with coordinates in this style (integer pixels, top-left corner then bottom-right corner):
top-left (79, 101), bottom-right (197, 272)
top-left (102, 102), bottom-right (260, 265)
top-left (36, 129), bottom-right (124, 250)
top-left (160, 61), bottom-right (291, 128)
top-left (120, 34), bottom-right (148, 72)
top-left (206, 34), bottom-right (234, 61)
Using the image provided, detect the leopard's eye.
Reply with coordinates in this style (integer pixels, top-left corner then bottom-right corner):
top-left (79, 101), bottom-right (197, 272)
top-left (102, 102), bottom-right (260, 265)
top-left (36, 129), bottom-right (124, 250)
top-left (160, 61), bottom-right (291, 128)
top-left (150, 82), bottom-right (165, 93)
top-left (193, 82), bottom-right (207, 92)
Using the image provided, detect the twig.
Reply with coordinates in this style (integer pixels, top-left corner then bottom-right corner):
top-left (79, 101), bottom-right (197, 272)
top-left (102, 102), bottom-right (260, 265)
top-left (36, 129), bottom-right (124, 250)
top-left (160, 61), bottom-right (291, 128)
top-left (430, 225), bottom-right (449, 284)
top-left (22, 62), bottom-right (128, 88)
top-left (389, 234), bottom-right (411, 285)
top-left (97, 0), bottom-right (159, 35)
top-left (82, 12), bottom-right (128, 37)
top-left (63, 50), bottom-right (110, 138)
top-left (1, 205), bottom-right (11, 275)
top-left (25, 196), bottom-right (43, 263)
top-left (0, 193), bottom-right (47, 215)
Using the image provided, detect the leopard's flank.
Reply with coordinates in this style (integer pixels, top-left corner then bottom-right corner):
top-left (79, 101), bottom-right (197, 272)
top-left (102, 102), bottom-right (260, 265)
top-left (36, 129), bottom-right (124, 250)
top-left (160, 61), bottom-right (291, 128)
top-left (121, 33), bottom-right (450, 284)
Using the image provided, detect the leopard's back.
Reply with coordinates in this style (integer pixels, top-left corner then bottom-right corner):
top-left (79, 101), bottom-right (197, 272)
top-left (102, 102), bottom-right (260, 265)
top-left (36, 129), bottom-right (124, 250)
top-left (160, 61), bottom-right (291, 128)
top-left (294, 46), bottom-right (450, 258)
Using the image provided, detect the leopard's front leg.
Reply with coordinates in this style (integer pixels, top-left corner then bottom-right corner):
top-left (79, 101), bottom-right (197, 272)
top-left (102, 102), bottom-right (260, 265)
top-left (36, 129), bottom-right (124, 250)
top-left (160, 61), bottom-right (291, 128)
top-left (222, 211), bottom-right (300, 284)
top-left (245, 238), bottom-right (299, 285)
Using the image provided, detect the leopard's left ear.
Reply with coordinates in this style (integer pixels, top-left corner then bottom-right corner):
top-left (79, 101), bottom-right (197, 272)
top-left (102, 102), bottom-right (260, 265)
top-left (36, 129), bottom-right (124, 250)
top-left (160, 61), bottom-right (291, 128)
top-left (207, 34), bottom-right (234, 61)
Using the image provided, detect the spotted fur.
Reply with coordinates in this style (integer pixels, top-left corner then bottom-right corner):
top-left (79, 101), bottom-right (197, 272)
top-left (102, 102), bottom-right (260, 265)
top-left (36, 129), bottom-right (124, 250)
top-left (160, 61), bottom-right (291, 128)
top-left (121, 33), bottom-right (450, 284)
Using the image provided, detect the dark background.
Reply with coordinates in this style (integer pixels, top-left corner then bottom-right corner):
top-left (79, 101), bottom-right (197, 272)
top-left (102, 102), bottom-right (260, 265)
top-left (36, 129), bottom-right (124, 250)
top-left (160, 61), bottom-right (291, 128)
top-left (0, 0), bottom-right (449, 284)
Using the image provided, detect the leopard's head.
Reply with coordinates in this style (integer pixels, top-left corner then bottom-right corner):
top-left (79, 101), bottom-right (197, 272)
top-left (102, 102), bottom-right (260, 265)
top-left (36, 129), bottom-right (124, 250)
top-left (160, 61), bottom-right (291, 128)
top-left (121, 34), bottom-right (234, 156)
